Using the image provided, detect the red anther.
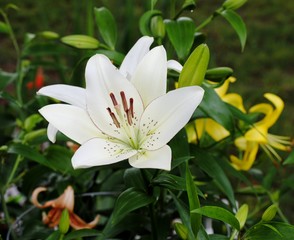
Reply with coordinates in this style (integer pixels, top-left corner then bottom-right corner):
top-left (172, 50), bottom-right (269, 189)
top-left (107, 107), bottom-right (120, 128)
top-left (129, 98), bottom-right (134, 118)
top-left (120, 91), bottom-right (128, 112)
top-left (110, 93), bottom-right (118, 106)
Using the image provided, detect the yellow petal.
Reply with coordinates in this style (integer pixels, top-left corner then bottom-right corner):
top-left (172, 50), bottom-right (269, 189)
top-left (230, 142), bottom-right (259, 170)
top-left (222, 93), bottom-right (246, 113)
top-left (245, 125), bottom-right (268, 143)
top-left (234, 136), bottom-right (247, 151)
top-left (186, 122), bottom-right (198, 144)
top-left (215, 76), bottom-right (236, 97)
top-left (205, 118), bottom-right (230, 141)
top-left (249, 103), bottom-right (273, 126)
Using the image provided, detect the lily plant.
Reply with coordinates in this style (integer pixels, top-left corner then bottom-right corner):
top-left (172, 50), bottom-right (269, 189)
top-left (31, 186), bottom-right (99, 229)
top-left (186, 77), bottom-right (245, 144)
top-left (231, 93), bottom-right (292, 170)
top-left (37, 36), bottom-right (204, 171)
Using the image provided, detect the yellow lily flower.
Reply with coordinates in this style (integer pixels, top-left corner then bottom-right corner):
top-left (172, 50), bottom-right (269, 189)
top-left (231, 93), bottom-right (292, 170)
top-left (31, 186), bottom-right (99, 230)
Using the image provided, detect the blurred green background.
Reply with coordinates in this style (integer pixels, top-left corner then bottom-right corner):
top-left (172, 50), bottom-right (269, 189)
top-left (1, 0), bottom-right (293, 136)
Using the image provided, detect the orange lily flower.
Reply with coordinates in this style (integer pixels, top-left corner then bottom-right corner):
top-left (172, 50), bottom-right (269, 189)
top-left (26, 67), bottom-right (45, 90)
top-left (31, 186), bottom-right (99, 230)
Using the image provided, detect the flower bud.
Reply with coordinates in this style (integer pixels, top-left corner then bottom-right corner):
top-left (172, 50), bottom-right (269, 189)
top-left (235, 204), bottom-right (248, 229)
top-left (205, 67), bottom-right (233, 82)
top-left (223, 0), bottom-right (247, 10)
top-left (150, 15), bottom-right (165, 39)
top-left (262, 204), bottom-right (278, 222)
top-left (173, 222), bottom-right (188, 239)
top-left (61, 35), bottom-right (99, 49)
top-left (59, 209), bottom-right (70, 234)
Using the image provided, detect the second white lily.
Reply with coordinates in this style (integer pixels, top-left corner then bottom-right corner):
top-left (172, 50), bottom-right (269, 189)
top-left (38, 37), bottom-right (204, 171)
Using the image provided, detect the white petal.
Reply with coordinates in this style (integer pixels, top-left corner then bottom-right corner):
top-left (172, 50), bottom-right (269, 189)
top-left (37, 85), bottom-right (86, 108)
top-left (129, 145), bottom-right (171, 171)
top-left (47, 123), bottom-right (58, 143)
top-left (139, 86), bottom-right (204, 150)
top-left (72, 138), bottom-right (137, 168)
top-left (119, 36), bottom-right (154, 79)
top-left (131, 46), bottom-right (167, 107)
top-left (39, 104), bottom-right (102, 144)
top-left (167, 60), bottom-right (183, 73)
top-left (85, 54), bottom-right (144, 140)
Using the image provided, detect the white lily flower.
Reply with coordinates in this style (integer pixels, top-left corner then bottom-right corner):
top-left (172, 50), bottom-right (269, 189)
top-left (38, 37), bottom-right (204, 170)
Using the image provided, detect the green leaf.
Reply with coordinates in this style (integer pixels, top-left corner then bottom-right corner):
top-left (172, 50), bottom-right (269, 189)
top-left (182, 0), bottom-right (196, 11)
top-left (186, 164), bottom-right (201, 236)
top-left (191, 206), bottom-right (240, 230)
top-left (0, 21), bottom-right (9, 34)
top-left (64, 229), bottom-right (101, 240)
top-left (152, 173), bottom-right (186, 191)
top-left (205, 67), bottom-right (233, 82)
top-left (0, 69), bottom-right (17, 90)
top-left (8, 143), bottom-right (48, 166)
top-left (220, 9), bottom-right (247, 51)
top-left (244, 222), bottom-right (294, 240)
top-left (165, 17), bottom-right (195, 59)
top-left (24, 114), bottom-right (43, 131)
top-left (139, 10), bottom-right (162, 36)
top-left (124, 168), bottom-right (146, 191)
top-left (178, 44), bottom-right (210, 87)
top-left (283, 150), bottom-right (294, 165)
top-left (174, 222), bottom-right (189, 240)
top-left (170, 191), bottom-right (195, 240)
top-left (111, 187), bottom-right (154, 225)
top-left (195, 150), bottom-right (236, 207)
top-left (45, 231), bottom-right (61, 240)
top-left (61, 34), bottom-right (99, 49)
top-left (94, 7), bottom-right (117, 50)
top-left (197, 86), bottom-right (234, 131)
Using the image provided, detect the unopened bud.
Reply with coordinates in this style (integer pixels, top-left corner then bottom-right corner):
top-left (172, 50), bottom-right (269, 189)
top-left (151, 15), bottom-right (165, 39)
top-left (262, 204), bottom-right (278, 222)
top-left (223, 0), bottom-right (247, 10)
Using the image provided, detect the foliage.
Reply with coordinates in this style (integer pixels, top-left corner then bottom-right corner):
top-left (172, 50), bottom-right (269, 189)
top-left (0, 0), bottom-right (293, 239)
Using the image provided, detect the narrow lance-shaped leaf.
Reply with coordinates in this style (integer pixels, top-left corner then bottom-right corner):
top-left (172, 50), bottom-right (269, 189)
top-left (191, 206), bottom-right (240, 230)
top-left (94, 7), bottom-right (117, 50)
top-left (110, 187), bottom-right (154, 225)
top-left (220, 9), bottom-right (247, 51)
top-left (178, 44), bottom-right (210, 87)
top-left (185, 163), bottom-right (201, 236)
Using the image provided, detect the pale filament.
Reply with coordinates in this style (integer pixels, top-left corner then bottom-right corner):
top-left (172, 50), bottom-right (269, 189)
top-left (107, 92), bottom-right (134, 128)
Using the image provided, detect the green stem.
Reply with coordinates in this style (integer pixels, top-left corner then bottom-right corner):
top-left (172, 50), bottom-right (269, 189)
top-left (5, 155), bottom-right (23, 189)
top-left (1, 190), bottom-right (17, 239)
top-left (86, 0), bottom-right (94, 36)
top-left (1, 9), bottom-right (24, 108)
top-left (195, 8), bottom-right (223, 32)
top-left (149, 204), bottom-right (158, 240)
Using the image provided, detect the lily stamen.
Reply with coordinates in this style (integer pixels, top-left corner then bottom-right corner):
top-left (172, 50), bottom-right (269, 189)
top-left (107, 107), bottom-right (120, 128)
top-left (120, 91), bottom-right (128, 112)
top-left (110, 92), bottom-right (118, 106)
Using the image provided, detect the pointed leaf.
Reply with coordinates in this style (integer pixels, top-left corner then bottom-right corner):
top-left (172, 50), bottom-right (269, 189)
top-left (186, 164), bottom-right (201, 236)
top-left (283, 150), bottom-right (294, 165)
top-left (170, 191), bottom-right (195, 240)
top-left (220, 9), bottom-right (247, 51)
top-left (124, 168), bottom-right (146, 191)
top-left (179, 44), bottom-right (210, 87)
top-left (111, 187), bottom-right (154, 225)
top-left (94, 7), bottom-right (117, 50)
top-left (195, 149), bottom-right (236, 207)
top-left (165, 17), bottom-right (195, 59)
top-left (0, 21), bottom-right (9, 34)
top-left (64, 229), bottom-right (101, 240)
top-left (191, 206), bottom-right (240, 230)
top-left (197, 85), bottom-right (234, 131)
top-left (152, 173), bottom-right (186, 191)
